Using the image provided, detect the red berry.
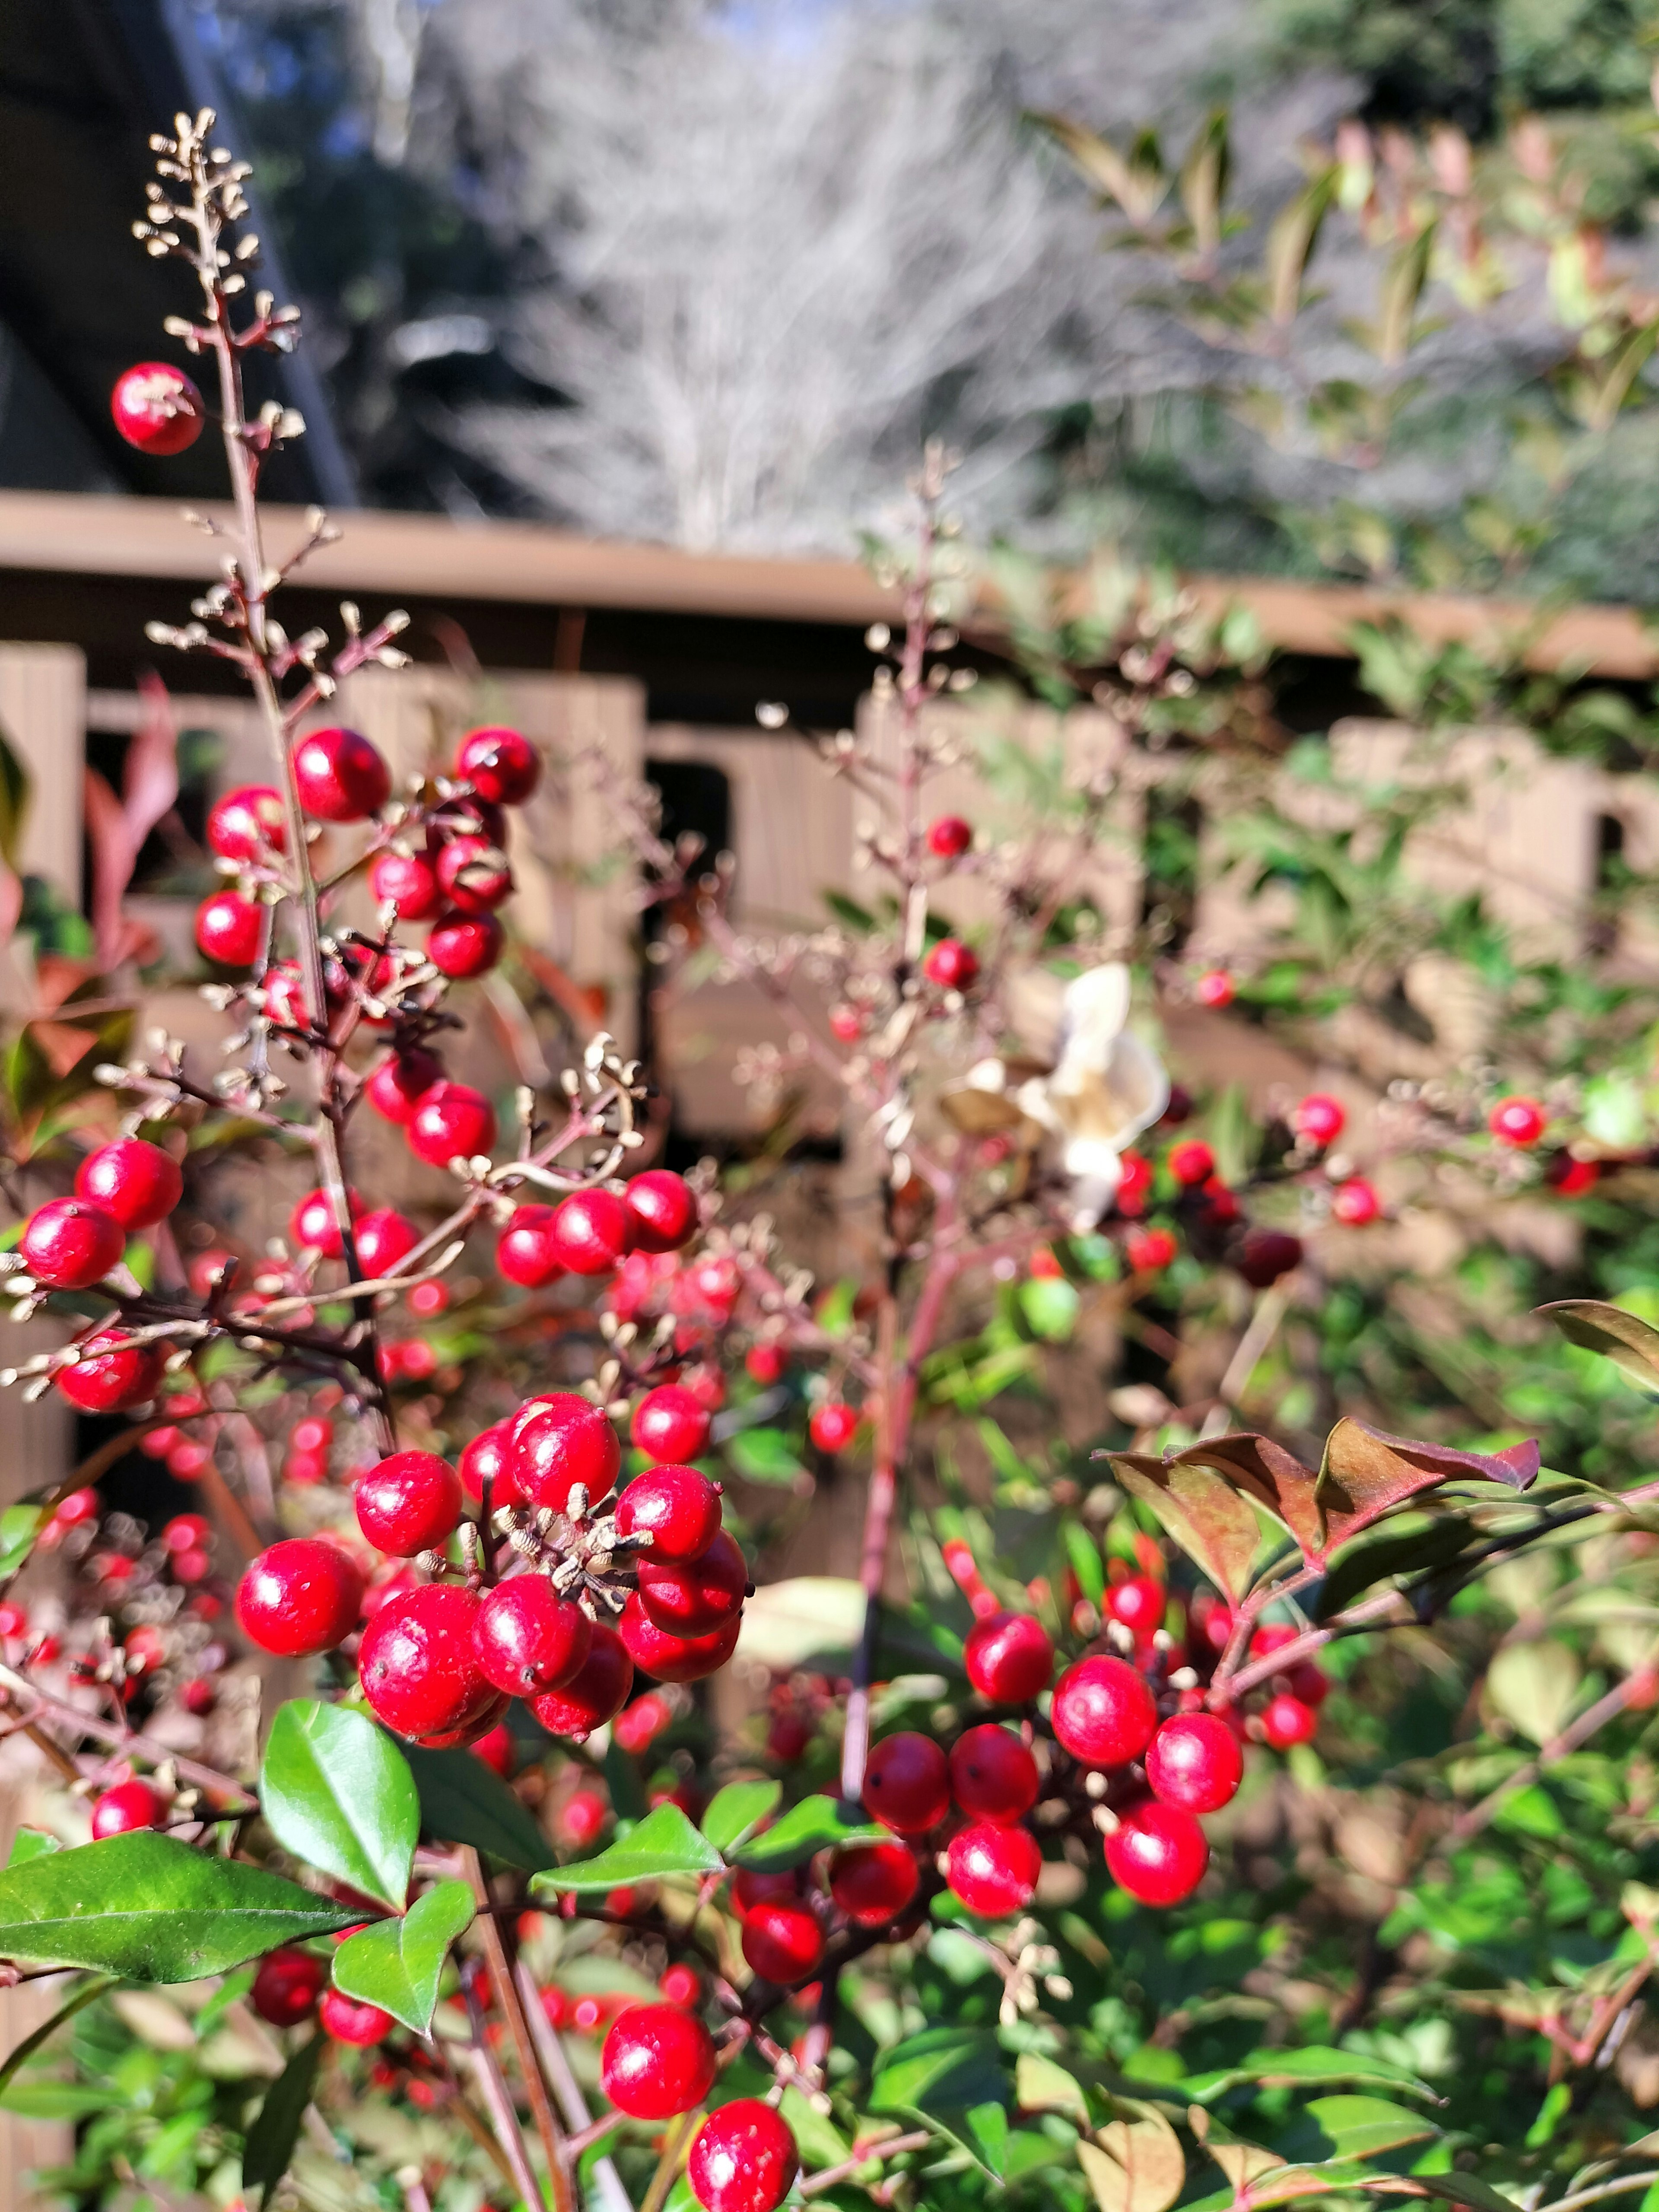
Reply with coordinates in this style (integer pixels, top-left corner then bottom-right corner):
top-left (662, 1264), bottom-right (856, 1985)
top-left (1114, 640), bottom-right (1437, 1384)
top-left (658, 1962), bottom-right (702, 2007)
top-left (732, 1869), bottom-right (803, 1917)
top-left (529, 1622), bottom-right (632, 1740)
top-left (1489, 1095), bottom-right (1546, 1148)
top-left (1331, 1177), bottom-right (1381, 1227)
top-left (180, 1677), bottom-right (217, 1715)
top-left (631, 1385), bottom-right (711, 1464)
top-left (1104, 1800), bottom-right (1209, 1907)
top-left (746, 1343), bottom-right (785, 1385)
top-left (548, 1190), bottom-right (631, 1275)
top-left (408, 1081), bottom-right (496, 1166)
top-left (963, 1612), bottom-right (1053, 1703)
top-left (624, 1171), bottom-right (699, 1254)
top-left (1126, 1226), bottom-right (1178, 1272)
top-left (291, 1408), bottom-right (333, 1452)
top-left (923, 938), bottom-right (979, 991)
top-left (615, 1464), bottom-right (722, 1563)
top-left (1194, 969), bottom-right (1235, 1009)
top-left (168, 1440), bottom-right (212, 1481)
top-left (111, 362), bottom-right (204, 454)
top-left (289, 1187), bottom-right (362, 1258)
top-left (1547, 1151), bottom-right (1599, 1196)
top-left (1261, 1692), bottom-right (1319, 1750)
top-left (410, 1280), bottom-right (448, 1317)
top-left (1051, 1656), bottom-right (1157, 1768)
top-left (22, 1199), bottom-right (124, 1290)
top-left (474, 1577), bottom-right (591, 1696)
top-left (828, 1841), bottom-right (918, 1926)
top-left (496, 1205), bottom-right (565, 1288)
top-left (455, 726), bottom-right (540, 806)
top-left (809, 1401), bottom-right (858, 1453)
top-left (320, 1990), bottom-right (393, 2047)
top-left (617, 1593), bottom-right (741, 1684)
top-left (370, 849), bottom-right (442, 920)
top-left (636, 1528), bottom-right (747, 1638)
top-left (1236, 1228), bottom-right (1303, 1288)
top-left (949, 1724), bottom-right (1039, 1824)
top-left (741, 1901), bottom-right (824, 1984)
top-left (1294, 1093), bottom-right (1344, 1147)
top-left (863, 1732), bottom-right (950, 1836)
top-left (355, 1451), bottom-right (462, 1557)
top-left (359, 1583), bottom-right (499, 1743)
top-left (601, 2002), bottom-right (717, 2119)
top-left (472, 1721), bottom-right (515, 1777)
top-left (54, 1487), bottom-right (99, 1527)
top-left (1288, 1661), bottom-right (1329, 1707)
top-left (365, 1049), bottom-right (445, 1126)
top-left (76, 1139), bottom-right (183, 1230)
top-left (0, 1603), bottom-right (26, 1638)
top-left (356, 1208), bottom-right (420, 1277)
top-left (946, 1820), bottom-right (1041, 1916)
top-left (172, 1547), bottom-right (211, 1584)
top-left (927, 815), bottom-right (972, 858)
top-left (237, 1539), bottom-right (365, 1658)
top-left (688, 2101), bottom-right (798, 2212)
top-left (1145, 1713), bottom-right (1243, 1814)
top-left (1168, 1139), bottom-right (1214, 1186)
top-left (91, 1779), bottom-right (165, 1838)
top-left (1116, 1151), bottom-right (1153, 1213)
top-left (829, 1004), bottom-right (864, 1042)
top-left (435, 834), bottom-right (513, 916)
top-left (1201, 1176), bottom-right (1240, 1224)
top-left (1107, 1573), bottom-right (1165, 1637)
top-left (293, 728), bottom-right (390, 823)
top-left (559, 1789), bottom-right (610, 1847)
top-left (428, 910), bottom-right (503, 978)
top-left (208, 784), bottom-right (286, 861)
top-left (251, 1948), bottom-right (325, 2027)
top-left (459, 1422), bottom-right (521, 1507)
top-left (613, 1691), bottom-right (672, 1754)
top-left (512, 1393), bottom-right (621, 1513)
top-left (55, 1331), bottom-right (166, 1413)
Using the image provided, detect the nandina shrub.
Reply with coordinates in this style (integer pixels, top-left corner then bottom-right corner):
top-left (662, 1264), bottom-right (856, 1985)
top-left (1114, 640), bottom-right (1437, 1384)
top-left (6, 110), bottom-right (1659, 2212)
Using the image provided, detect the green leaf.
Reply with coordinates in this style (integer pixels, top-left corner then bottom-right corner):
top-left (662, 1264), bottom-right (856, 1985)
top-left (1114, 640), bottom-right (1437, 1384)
top-left (728, 1795), bottom-right (887, 1873)
top-left (0, 2081), bottom-right (113, 2117)
top-left (261, 1700), bottom-right (419, 1910)
top-left (0, 1972), bottom-right (114, 2101)
top-left (1540, 1300), bottom-right (1659, 1393)
top-left (1064, 1521), bottom-right (1106, 1607)
top-left (4, 1830), bottom-right (60, 1869)
top-left (531, 1802), bottom-right (724, 1894)
top-left (1315, 1517), bottom-right (1477, 1621)
top-left (332, 1880), bottom-right (475, 2035)
top-left (701, 1781), bottom-right (781, 1856)
top-left (0, 1833), bottom-right (359, 1978)
top-left (723, 1427), bottom-right (807, 1484)
top-left (242, 2032), bottom-right (324, 2206)
top-left (403, 1742), bottom-right (557, 1872)
top-left (1275, 2096), bottom-right (1437, 2163)
top-left (1014, 2052), bottom-right (1090, 2127)
top-left (0, 1503), bottom-right (44, 1583)
top-left (1018, 1276), bottom-right (1078, 1340)
top-left (1183, 2047), bottom-right (1440, 2105)
top-left (871, 2026), bottom-right (1011, 2176)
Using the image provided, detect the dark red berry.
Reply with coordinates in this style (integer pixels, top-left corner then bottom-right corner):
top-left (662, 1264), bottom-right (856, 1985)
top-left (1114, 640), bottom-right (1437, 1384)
top-left (623, 1171), bottom-right (698, 1254)
top-left (355, 1208), bottom-right (420, 1277)
top-left (741, 1901), bottom-right (824, 1984)
top-left (91, 1779), bottom-right (165, 1838)
top-left (1106, 1574), bottom-right (1165, 1638)
top-left (1104, 1799), bottom-right (1208, 1906)
top-left (809, 1401), bottom-right (857, 1452)
top-left (1261, 1692), bottom-right (1318, 1750)
top-left (76, 1139), bottom-right (183, 1230)
top-left (472, 1721), bottom-right (515, 1777)
top-left (435, 835), bottom-right (512, 913)
top-left (459, 1422), bottom-right (522, 1507)
top-left (829, 1841), bottom-right (918, 1927)
top-left (1145, 1713), bottom-right (1243, 1814)
top-left (923, 938), bottom-right (978, 990)
top-left (237, 1539), bottom-right (365, 1658)
top-left (863, 1732), bottom-right (950, 1836)
top-left (1236, 1228), bottom-right (1303, 1288)
top-left (474, 1577), bottom-right (591, 1696)
top-left (251, 1948), bottom-right (325, 2027)
top-left (614, 1464), bottom-right (722, 1564)
top-left (320, 1989), bottom-right (392, 2046)
top-left (111, 362), bottom-right (203, 454)
top-left (636, 1528), bottom-right (747, 1638)
top-left (408, 1081), bottom-right (496, 1166)
top-left (1051, 1656), bottom-right (1157, 1768)
top-left (618, 1593), bottom-right (740, 1684)
top-left (963, 1611), bottom-right (1053, 1703)
top-left (195, 890), bottom-right (264, 965)
top-left (370, 849), bottom-right (442, 919)
top-left (548, 1190), bottom-right (631, 1275)
top-left (22, 1199), bottom-right (124, 1290)
top-left (355, 1451), bottom-right (463, 1558)
top-left (687, 2101), bottom-right (798, 2212)
top-left (512, 1393), bottom-right (621, 1513)
top-left (529, 1621), bottom-right (632, 1739)
top-left (359, 1583), bottom-right (497, 1743)
top-left (455, 726), bottom-right (540, 806)
top-left (927, 815), bottom-right (972, 858)
top-left (731, 1868), bottom-right (802, 1918)
top-left (55, 1330), bottom-right (166, 1413)
top-left (496, 1204), bottom-right (565, 1288)
top-left (949, 1724), bottom-right (1039, 1824)
top-left (293, 728), bottom-right (390, 823)
top-left (365, 1049), bottom-right (445, 1126)
top-left (946, 1820), bottom-right (1041, 1915)
top-left (630, 1385), bottom-right (711, 1464)
top-left (601, 2002), bottom-right (717, 2119)
top-left (428, 909), bottom-right (503, 978)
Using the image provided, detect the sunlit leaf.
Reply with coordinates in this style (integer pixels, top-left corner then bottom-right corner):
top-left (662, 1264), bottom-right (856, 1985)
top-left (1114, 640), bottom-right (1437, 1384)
top-left (1540, 1300), bottom-right (1659, 1393)
top-left (700, 1781), bottom-right (781, 1856)
top-left (531, 1802), bottom-right (724, 1894)
top-left (728, 1795), bottom-right (886, 1873)
top-left (331, 1880), bottom-right (475, 2035)
top-left (261, 1700), bottom-right (419, 1910)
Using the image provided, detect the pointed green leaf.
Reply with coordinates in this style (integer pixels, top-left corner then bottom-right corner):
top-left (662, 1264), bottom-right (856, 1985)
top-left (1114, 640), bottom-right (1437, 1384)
top-left (1541, 1300), bottom-right (1659, 1392)
top-left (1276, 2095), bottom-right (1437, 2163)
top-left (0, 1833), bottom-right (359, 1978)
top-left (261, 1700), bottom-right (419, 1910)
top-left (332, 1880), bottom-right (475, 2036)
top-left (531, 1802), bottom-right (724, 1894)
top-left (1183, 2047), bottom-right (1440, 2105)
top-left (243, 2032), bottom-right (324, 2205)
top-left (871, 2027), bottom-right (1011, 2178)
top-left (728, 1794), bottom-right (886, 1873)
top-left (403, 1742), bottom-right (557, 1871)
top-left (700, 1780), bottom-right (781, 1856)
top-left (0, 1972), bottom-right (114, 2100)
top-left (0, 1503), bottom-right (44, 1583)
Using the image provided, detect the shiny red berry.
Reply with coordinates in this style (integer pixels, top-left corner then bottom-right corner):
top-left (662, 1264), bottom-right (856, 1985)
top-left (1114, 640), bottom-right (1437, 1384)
top-left (252, 1948), bottom-right (325, 2027)
top-left (195, 888), bottom-right (264, 966)
top-left (293, 728), bottom-right (390, 823)
top-left (496, 1205), bottom-right (565, 1288)
top-left (55, 1330), bottom-right (166, 1413)
top-left (90, 1779), bottom-right (165, 1839)
top-left (359, 1583), bottom-right (498, 1743)
top-left (614, 1463), bottom-right (722, 1564)
top-left (601, 2002), bottom-right (717, 2119)
top-left (636, 1528), bottom-right (747, 1638)
top-left (428, 909), bottom-right (503, 978)
top-left (355, 1208), bottom-right (420, 1277)
top-left (949, 1724), bottom-right (1039, 1824)
top-left (630, 1385), bottom-right (711, 1464)
top-left (1489, 1095), bottom-right (1546, 1148)
top-left (1107, 1573), bottom-right (1165, 1637)
top-left (548, 1190), bottom-right (631, 1274)
top-left (111, 362), bottom-right (204, 454)
top-left (1168, 1139), bottom-right (1214, 1186)
top-left (927, 815), bottom-right (972, 858)
top-left (688, 2101), bottom-right (799, 2212)
top-left (923, 937), bottom-right (978, 990)
top-left (863, 1732), bottom-right (950, 1836)
top-left (355, 1451), bottom-right (462, 1557)
top-left (22, 1199), bottom-right (124, 1290)
top-left (237, 1539), bottom-right (365, 1658)
top-left (829, 1841), bottom-right (918, 1926)
top-left (946, 1820), bottom-right (1041, 1915)
top-left (365, 1049), bottom-right (445, 1125)
top-left (320, 1989), bottom-right (392, 2046)
top-left (208, 784), bottom-right (286, 861)
top-left (459, 1422), bottom-right (521, 1506)
top-left (963, 1611), bottom-right (1053, 1703)
top-left (741, 1901), bottom-right (824, 1984)
top-left (54, 1487), bottom-right (99, 1526)
top-left (474, 1577), bottom-right (591, 1696)
top-left (1194, 968), bottom-right (1234, 1009)
top-left (1261, 1692), bottom-right (1319, 1750)
top-left (809, 1401), bottom-right (857, 1452)
top-left (512, 1393), bottom-right (621, 1512)
top-left (1294, 1092), bottom-right (1344, 1147)
top-left (1104, 1799), bottom-right (1209, 1906)
top-left (1145, 1713), bottom-right (1243, 1813)
top-left (370, 849), bottom-right (442, 919)
top-left (435, 835), bottom-right (512, 915)
top-left (1126, 1226), bottom-right (1178, 1272)
top-left (289, 1187), bottom-right (362, 1258)
top-left (1331, 1177), bottom-right (1380, 1226)
top-left (529, 1622), bottom-right (633, 1740)
top-left (1051, 1656), bottom-right (1157, 1768)
top-left (76, 1139), bottom-right (183, 1230)
top-left (617, 1593), bottom-right (740, 1684)
top-left (455, 726), bottom-right (540, 806)
top-left (746, 1343), bottom-right (785, 1385)
top-left (408, 1081), bottom-right (496, 1166)
top-left (623, 1170), bottom-right (698, 1254)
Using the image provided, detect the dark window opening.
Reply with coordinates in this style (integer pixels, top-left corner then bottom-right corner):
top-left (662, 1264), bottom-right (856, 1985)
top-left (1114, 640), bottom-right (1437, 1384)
top-left (642, 759), bottom-right (733, 941)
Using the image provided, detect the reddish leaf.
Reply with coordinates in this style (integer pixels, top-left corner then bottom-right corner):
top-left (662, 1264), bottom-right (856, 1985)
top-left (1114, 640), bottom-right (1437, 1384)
top-left (1314, 1421), bottom-right (1538, 1559)
top-left (1538, 1299), bottom-right (1659, 1392)
top-left (1107, 1452), bottom-right (1273, 1603)
top-left (83, 676), bottom-right (178, 972)
top-left (1171, 1433), bottom-right (1322, 1560)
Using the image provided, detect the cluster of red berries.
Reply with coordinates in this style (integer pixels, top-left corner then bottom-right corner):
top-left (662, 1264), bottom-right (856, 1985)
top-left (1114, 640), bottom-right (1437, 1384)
top-left (16, 1137), bottom-right (181, 1304)
top-left (599, 2001), bottom-right (798, 2211)
top-left (495, 1166), bottom-right (699, 1288)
